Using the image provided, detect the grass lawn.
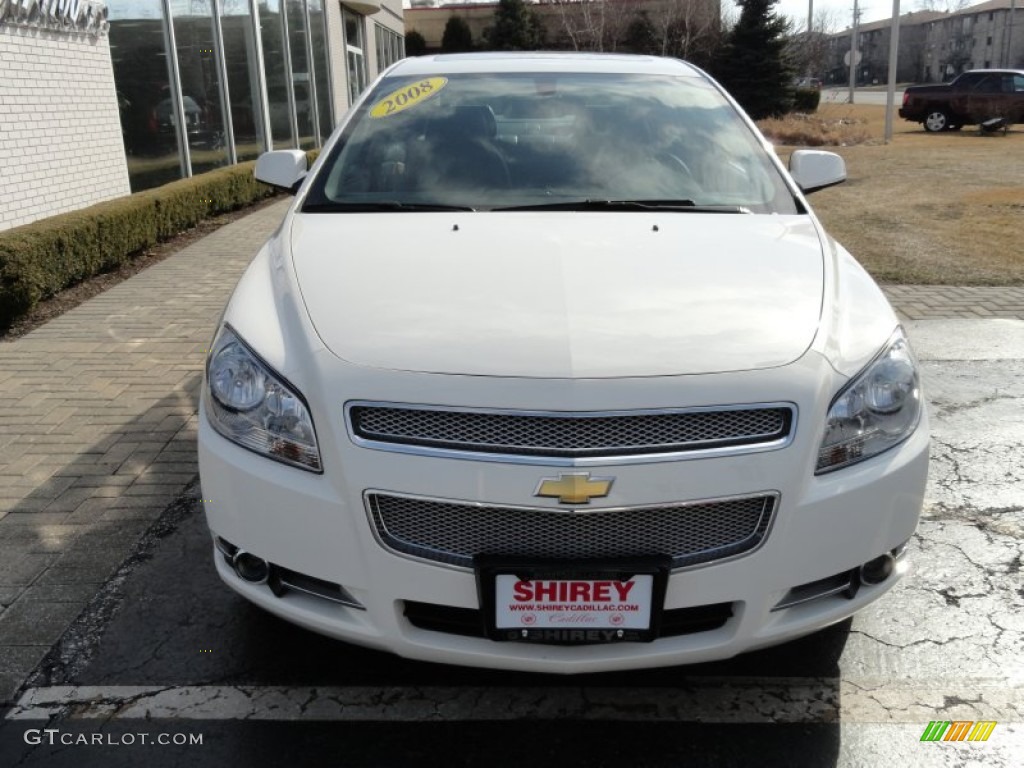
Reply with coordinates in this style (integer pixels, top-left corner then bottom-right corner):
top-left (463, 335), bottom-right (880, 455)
top-left (760, 103), bottom-right (1024, 285)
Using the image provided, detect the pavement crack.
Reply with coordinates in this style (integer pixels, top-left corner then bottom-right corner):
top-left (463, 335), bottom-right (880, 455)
top-left (937, 694), bottom-right (984, 716)
top-left (848, 628), bottom-right (979, 650)
top-left (936, 586), bottom-right (992, 607)
top-left (298, 686), bottom-right (317, 716)
top-left (931, 390), bottom-right (1019, 417)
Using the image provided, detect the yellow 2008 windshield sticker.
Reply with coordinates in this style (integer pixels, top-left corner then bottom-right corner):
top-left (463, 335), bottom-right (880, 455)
top-left (369, 78), bottom-right (448, 119)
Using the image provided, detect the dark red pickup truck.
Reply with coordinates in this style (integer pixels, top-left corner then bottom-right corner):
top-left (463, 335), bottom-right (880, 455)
top-left (899, 69), bottom-right (1024, 132)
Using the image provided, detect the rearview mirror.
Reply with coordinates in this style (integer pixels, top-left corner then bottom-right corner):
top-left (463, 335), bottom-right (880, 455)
top-left (254, 150), bottom-right (308, 194)
top-left (788, 150), bottom-right (846, 194)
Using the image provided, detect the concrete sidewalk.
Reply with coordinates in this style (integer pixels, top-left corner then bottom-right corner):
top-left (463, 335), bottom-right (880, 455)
top-left (0, 199), bottom-right (291, 701)
top-left (1, 198), bottom-right (1023, 703)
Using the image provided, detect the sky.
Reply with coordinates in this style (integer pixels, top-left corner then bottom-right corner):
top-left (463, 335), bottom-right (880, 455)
top-left (770, 0), bottom-right (903, 31)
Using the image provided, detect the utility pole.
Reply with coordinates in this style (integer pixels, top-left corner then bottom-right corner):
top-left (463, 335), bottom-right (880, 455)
top-left (1007, 0), bottom-right (1018, 68)
top-left (807, 0), bottom-right (815, 77)
top-left (847, 0), bottom-right (861, 104)
top-left (884, 0), bottom-right (901, 143)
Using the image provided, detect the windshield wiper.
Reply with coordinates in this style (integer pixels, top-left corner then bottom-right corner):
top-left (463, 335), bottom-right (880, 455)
top-left (303, 201), bottom-right (476, 213)
top-left (493, 199), bottom-right (751, 213)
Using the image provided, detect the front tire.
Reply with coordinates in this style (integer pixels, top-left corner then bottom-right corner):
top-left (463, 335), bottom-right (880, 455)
top-left (924, 109), bottom-right (949, 132)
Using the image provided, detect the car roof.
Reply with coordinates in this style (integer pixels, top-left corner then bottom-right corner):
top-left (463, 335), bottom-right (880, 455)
top-left (962, 68), bottom-right (1024, 75)
top-left (387, 52), bottom-right (704, 78)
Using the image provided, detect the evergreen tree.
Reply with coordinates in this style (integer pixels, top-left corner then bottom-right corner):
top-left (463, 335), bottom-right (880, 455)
top-left (485, 0), bottom-right (543, 51)
top-left (405, 30), bottom-right (428, 57)
top-left (712, 0), bottom-right (793, 119)
top-left (623, 12), bottom-right (658, 56)
top-left (441, 16), bottom-right (475, 53)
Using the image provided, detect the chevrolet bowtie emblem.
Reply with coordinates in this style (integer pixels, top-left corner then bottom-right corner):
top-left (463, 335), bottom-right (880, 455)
top-left (535, 473), bottom-right (614, 505)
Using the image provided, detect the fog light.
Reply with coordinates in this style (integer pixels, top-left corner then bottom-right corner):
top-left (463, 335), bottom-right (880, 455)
top-left (859, 554), bottom-right (895, 586)
top-left (233, 551), bottom-right (269, 583)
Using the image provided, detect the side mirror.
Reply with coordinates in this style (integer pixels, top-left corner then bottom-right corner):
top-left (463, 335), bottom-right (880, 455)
top-left (788, 150), bottom-right (846, 194)
top-left (254, 150), bottom-right (308, 194)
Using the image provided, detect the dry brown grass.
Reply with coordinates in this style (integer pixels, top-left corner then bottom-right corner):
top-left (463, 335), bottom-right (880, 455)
top-left (758, 109), bottom-right (874, 147)
top-left (758, 104), bottom-right (1024, 285)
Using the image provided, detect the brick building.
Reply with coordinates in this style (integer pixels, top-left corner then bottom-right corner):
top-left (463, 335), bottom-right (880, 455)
top-left (826, 0), bottom-right (1023, 85)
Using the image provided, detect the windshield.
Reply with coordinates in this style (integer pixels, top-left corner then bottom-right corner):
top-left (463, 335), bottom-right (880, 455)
top-left (303, 72), bottom-right (798, 214)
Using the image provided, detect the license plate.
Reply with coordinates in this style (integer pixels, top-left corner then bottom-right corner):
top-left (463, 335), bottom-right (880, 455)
top-left (476, 557), bottom-right (669, 644)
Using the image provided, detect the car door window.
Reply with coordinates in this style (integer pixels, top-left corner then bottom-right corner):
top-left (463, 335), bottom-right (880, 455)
top-left (974, 75), bottom-right (1000, 94)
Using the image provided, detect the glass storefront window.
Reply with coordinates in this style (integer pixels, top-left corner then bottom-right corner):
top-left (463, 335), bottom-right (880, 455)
top-left (170, 0), bottom-right (231, 175)
top-left (343, 7), bottom-right (367, 106)
top-left (261, 0), bottom-right (296, 148)
top-left (220, 0), bottom-right (267, 161)
top-left (104, 0), bottom-right (394, 187)
top-left (286, 0), bottom-right (316, 149)
top-left (109, 1), bottom-right (183, 192)
top-left (308, 0), bottom-right (334, 141)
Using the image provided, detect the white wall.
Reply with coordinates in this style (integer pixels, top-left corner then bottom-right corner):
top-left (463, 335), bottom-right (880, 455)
top-left (325, 0), bottom-right (407, 123)
top-left (326, 1), bottom-right (348, 118)
top-left (0, 23), bottom-right (130, 232)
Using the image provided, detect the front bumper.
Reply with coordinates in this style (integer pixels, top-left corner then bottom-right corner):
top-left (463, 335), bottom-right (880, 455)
top-left (198, 365), bottom-right (929, 673)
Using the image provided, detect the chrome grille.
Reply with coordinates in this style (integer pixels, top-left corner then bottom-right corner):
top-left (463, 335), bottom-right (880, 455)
top-left (349, 404), bottom-right (793, 459)
top-left (367, 492), bottom-right (777, 569)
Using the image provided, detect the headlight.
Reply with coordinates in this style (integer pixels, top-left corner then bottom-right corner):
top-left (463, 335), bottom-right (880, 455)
top-left (205, 325), bottom-right (322, 472)
top-left (816, 330), bottom-right (921, 473)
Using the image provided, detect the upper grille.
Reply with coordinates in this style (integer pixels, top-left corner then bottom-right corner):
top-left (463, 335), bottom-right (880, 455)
top-left (349, 404), bottom-right (794, 459)
top-left (367, 492), bottom-right (777, 569)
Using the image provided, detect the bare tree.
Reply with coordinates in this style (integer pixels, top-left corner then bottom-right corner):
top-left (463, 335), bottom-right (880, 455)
top-left (914, 0), bottom-right (969, 12)
top-left (626, 0), bottom-right (722, 65)
top-left (548, 0), bottom-right (605, 50)
top-left (720, 1), bottom-right (738, 32)
top-left (899, 22), bottom-right (930, 82)
top-left (548, 0), bottom-right (721, 58)
top-left (784, 7), bottom-right (838, 77)
top-left (941, 26), bottom-right (973, 76)
top-left (547, 0), bottom-right (634, 51)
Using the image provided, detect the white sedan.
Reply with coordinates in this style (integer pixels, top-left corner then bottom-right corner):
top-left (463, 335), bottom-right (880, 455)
top-left (198, 53), bottom-right (928, 673)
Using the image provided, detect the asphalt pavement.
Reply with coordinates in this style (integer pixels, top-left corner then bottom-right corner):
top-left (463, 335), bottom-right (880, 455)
top-left (0, 201), bottom-right (1022, 766)
top-left (822, 88), bottom-right (906, 107)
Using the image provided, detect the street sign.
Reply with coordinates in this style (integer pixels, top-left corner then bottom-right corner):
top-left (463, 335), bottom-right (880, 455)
top-left (844, 50), bottom-right (863, 66)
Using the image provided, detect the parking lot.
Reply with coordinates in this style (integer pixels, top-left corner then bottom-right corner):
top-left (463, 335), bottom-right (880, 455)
top-left (0, 201), bottom-right (1022, 766)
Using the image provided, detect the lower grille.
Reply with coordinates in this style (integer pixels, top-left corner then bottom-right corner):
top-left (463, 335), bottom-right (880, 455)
top-left (367, 492), bottom-right (777, 569)
top-left (403, 600), bottom-right (733, 640)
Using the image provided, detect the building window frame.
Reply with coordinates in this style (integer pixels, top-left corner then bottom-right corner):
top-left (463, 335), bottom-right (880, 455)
top-left (374, 22), bottom-right (404, 72)
top-left (342, 5), bottom-right (368, 106)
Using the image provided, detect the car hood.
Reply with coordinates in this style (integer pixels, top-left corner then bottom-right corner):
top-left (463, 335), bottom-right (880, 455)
top-left (290, 212), bottom-right (824, 378)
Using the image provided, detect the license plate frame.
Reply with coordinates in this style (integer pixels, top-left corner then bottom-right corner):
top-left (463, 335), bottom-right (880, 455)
top-left (475, 556), bottom-right (670, 644)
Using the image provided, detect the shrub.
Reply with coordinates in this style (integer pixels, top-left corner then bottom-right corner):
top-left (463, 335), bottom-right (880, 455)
top-left (0, 150), bottom-right (317, 329)
top-left (405, 30), bottom-right (427, 56)
top-left (791, 87), bottom-right (822, 113)
top-left (442, 16), bottom-right (474, 52)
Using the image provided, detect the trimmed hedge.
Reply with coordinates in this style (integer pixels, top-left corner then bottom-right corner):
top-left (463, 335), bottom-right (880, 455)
top-left (791, 87), bottom-right (822, 113)
top-left (0, 150), bottom-right (318, 330)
